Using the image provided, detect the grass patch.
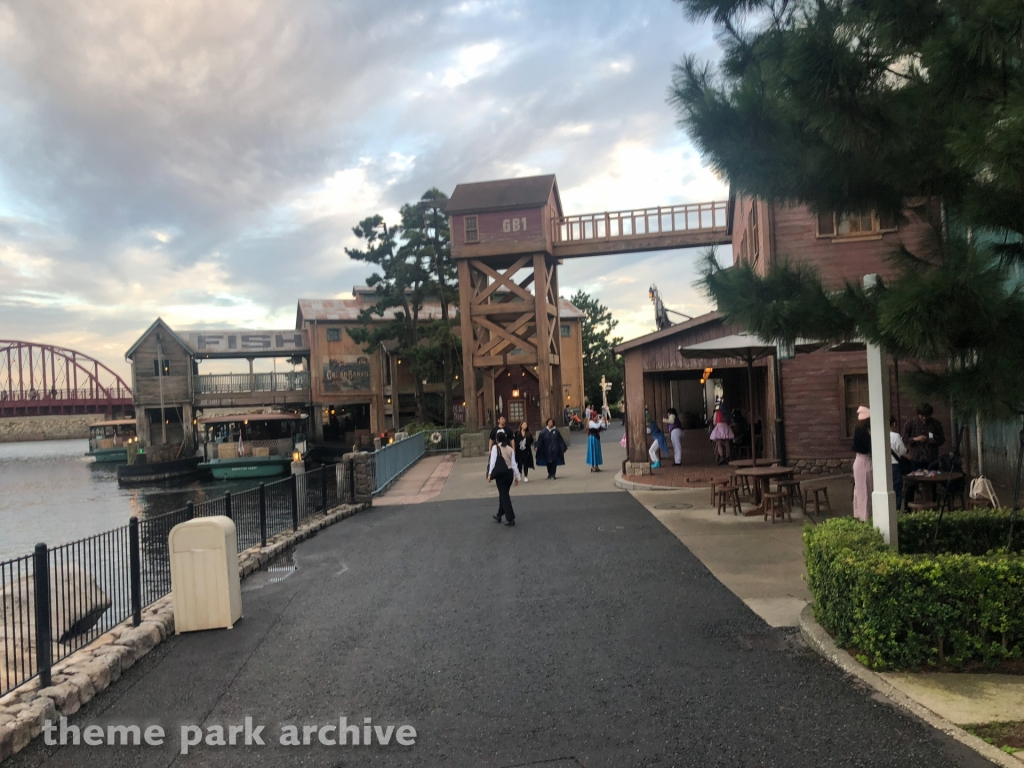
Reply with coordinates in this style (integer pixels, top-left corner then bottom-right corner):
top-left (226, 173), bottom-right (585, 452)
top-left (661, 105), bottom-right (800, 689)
top-left (963, 721), bottom-right (1024, 753)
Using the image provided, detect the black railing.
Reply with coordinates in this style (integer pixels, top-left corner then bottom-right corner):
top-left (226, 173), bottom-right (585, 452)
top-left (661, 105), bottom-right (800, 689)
top-left (0, 463), bottom-right (352, 698)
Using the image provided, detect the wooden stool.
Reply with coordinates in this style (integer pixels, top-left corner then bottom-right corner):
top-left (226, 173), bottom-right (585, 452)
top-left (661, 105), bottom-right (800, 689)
top-left (710, 477), bottom-right (734, 505)
top-left (801, 486), bottom-right (832, 524)
top-left (763, 491), bottom-right (790, 523)
top-left (776, 479), bottom-right (802, 511)
top-left (716, 485), bottom-right (742, 516)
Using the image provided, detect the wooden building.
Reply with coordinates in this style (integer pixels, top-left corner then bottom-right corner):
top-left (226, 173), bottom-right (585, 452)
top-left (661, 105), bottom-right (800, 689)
top-left (125, 319), bottom-right (311, 451)
top-left (617, 197), bottom-right (948, 473)
top-left (297, 287), bottom-right (585, 441)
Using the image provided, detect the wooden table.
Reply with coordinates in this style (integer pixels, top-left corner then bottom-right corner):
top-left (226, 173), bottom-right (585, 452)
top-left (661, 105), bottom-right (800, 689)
top-left (733, 465), bottom-right (796, 517)
top-left (728, 459), bottom-right (779, 469)
top-left (904, 471), bottom-right (965, 507)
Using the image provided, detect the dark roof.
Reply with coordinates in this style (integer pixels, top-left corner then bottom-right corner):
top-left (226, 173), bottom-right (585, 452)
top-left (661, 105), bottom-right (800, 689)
top-left (446, 174), bottom-right (562, 216)
top-left (613, 312), bottom-right (723, 354)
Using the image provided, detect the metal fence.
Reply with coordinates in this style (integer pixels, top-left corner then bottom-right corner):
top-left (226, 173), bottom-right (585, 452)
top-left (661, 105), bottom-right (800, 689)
top-left (0, 463), bottom-right (351, 698)
top-left (423, 427), bottom-right (465, 454)
top-left (369, 435), bottom-right (426, 494)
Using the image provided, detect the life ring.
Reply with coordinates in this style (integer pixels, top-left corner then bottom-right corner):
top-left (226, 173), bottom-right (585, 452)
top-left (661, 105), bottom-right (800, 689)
top-left (430, 431), bottom-right (443, 444)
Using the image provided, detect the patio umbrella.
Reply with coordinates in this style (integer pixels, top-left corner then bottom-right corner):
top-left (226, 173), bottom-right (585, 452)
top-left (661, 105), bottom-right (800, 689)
top-left (678, 334), bottom-right (819, 466)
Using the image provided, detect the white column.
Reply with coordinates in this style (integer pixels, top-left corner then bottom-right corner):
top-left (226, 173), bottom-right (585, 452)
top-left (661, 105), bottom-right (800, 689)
top-left (864, 274), bottom-right (898, 549)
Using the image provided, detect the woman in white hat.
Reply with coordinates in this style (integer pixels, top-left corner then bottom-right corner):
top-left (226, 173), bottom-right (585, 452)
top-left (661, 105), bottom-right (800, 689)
top-left (852, 405), bottom-right (873, 522)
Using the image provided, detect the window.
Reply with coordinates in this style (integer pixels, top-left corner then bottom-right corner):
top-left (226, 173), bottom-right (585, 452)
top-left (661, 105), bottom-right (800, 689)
top-left (843, 374), bottom-right (870, 437)
top-left (464, 215), bottom-right (479, 243)
top-left (508, 400), bottom-right (525, 423)
top-left (560, 324), bottom-right (571, 337)
top-left (153, 359), bottom-right (170, 377)
top-left (748, 203), bottom-right (760, 262)
top-left (817, 211), bottom-right (898, 239)
top-left (326, 328), bottom-right (341, 342)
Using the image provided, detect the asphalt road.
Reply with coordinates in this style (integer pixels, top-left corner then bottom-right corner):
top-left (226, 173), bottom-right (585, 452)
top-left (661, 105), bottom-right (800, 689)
top-left (9, 492), bottom-right (992, 768)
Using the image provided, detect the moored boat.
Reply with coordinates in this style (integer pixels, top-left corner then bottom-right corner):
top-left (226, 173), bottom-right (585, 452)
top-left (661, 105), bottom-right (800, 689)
top-left (116, 455), bottom-right (205, 487)
top-left (85, 419), bottom-right (137, 463)
top-left (198, 412), bottom-right (308, 480)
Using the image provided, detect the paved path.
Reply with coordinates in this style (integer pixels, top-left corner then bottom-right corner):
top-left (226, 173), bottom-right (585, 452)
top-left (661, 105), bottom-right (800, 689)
top-left (9, 490), bottom-right (991, 767)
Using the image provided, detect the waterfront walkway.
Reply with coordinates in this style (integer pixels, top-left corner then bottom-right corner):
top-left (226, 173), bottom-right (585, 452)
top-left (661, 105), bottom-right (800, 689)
top-left (7, 433), bottom-right (993, 767)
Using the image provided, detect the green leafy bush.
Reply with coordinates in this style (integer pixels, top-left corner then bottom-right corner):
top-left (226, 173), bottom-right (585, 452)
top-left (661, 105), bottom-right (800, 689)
top-left (804, 517), bottom-right (1024, 670)
top-left (898, 509), bottom-right (1023, 555)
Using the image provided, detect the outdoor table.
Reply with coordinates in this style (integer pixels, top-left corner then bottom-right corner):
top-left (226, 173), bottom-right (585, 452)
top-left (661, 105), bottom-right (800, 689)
top-left (733, 466), bottom-right (795, 517)
top-left (904, 471), bottom-right (965, 507)
top-left (728, 458), bottom-right (779, 469)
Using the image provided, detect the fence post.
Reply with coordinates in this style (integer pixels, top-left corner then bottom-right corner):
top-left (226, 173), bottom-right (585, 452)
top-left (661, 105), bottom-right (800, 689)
top-left (291, 473), bottom-right (299, 531)
top-left (224, 491), bottom-right (232, 521)
top-left (259, 483), bottom-right (267, 548)
top-left (32, 543), bottom-right (52, 688)
top-left (185, 501), bottom-right (194, 521)
top-left (321, 467), bottom-right (328, 514)
top-left (129, 517), bottom-right (142, 626)
top-left (348, 456), bottom-right (356, 504)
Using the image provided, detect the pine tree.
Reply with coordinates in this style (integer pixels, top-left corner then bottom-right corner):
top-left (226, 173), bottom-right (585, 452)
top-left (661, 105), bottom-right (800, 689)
top-left (671, 0), bottom-right (1024, 418)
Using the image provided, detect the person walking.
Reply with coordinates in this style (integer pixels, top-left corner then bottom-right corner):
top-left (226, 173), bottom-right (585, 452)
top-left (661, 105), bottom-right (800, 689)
top-left (853, 406), bottom-right (873, 522)
top-left (890, 415), bottom-right (908, 511)
top-left (587, 412), bottom-right (607, 472)
top-left (488, 431), bottom-right (520, 526)
top-left (709, 403), bottom-right (734, 465)
top-left (535, 418), bottom-right (568, 479)
top-left (666, 408), bottom-right (684, 466)
top-left (647, 417), bottom-right (669, 469)
top-left (514, 421), bottom-right (534, 482)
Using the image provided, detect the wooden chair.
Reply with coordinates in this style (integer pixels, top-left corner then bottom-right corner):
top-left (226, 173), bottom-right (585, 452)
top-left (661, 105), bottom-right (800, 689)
top-left (716, 484), bottom-right (743, 516)
top-left (801, 485), bottom-right (833, 524)
top-left (775, 479), bottom-right (802, 512)
top-left (763, 491), bottom-right (790, 523)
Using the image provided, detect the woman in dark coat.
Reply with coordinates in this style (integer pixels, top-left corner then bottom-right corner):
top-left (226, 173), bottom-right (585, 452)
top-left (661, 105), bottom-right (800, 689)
top-left (534, 418), bottom-right (568, 479)
top-left (515, 421), bottom-right (535, 482)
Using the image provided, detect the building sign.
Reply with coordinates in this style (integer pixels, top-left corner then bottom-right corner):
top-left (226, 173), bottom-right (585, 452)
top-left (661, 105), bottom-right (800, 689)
top-left (184, 331), bottom-right (309, 358)
top-left (323, 357), bottom-right (371, 392)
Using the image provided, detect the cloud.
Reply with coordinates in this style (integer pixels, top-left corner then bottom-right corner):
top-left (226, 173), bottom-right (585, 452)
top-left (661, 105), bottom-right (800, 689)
top-left (0, 0), bottom-right (723, 378)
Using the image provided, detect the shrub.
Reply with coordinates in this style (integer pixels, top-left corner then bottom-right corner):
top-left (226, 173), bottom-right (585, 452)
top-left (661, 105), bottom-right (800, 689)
top-left (898, 508), bottom-right (1023, 555)
top-left (804, 517), bottom-right (1024, 670)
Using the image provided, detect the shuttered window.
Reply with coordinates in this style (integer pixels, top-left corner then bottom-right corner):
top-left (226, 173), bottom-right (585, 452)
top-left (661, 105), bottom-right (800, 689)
top-left (464, 215), bottom-right (479, 243)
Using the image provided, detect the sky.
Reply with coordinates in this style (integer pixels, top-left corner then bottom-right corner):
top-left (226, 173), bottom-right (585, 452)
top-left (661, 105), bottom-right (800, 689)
top-left (0, 0), bottom-right (730, 379)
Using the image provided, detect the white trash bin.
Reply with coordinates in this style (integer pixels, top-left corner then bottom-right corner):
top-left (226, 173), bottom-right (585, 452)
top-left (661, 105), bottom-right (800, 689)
top-left (169, 516), bottom-right (243, 633)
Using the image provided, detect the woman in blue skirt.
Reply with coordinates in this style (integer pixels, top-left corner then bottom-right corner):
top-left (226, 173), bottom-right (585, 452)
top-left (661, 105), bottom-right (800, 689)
top-left (587, 412), bottom-right (607, 472)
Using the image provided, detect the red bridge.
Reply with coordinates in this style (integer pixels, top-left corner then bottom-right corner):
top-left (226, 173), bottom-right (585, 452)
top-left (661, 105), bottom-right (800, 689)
top-left (0, 340), bottom-right (133, 417)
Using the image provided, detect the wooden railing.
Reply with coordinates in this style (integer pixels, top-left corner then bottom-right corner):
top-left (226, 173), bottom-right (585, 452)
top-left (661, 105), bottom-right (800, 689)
top-left (554, 201), bottom-right (729, 244)
top-left (194, 371), bottom-right (310, 395)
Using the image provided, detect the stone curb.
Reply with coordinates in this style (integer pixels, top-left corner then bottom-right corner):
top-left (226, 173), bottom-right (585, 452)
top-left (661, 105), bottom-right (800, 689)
top-left (799, 603), bottom-right (1019, 768)
top-left (614, 472), bottom-right (704, 491)
top-left (0, 500), bottom-right (370, 763)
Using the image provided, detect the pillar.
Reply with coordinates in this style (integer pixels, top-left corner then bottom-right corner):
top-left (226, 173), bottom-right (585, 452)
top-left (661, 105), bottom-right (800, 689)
top-left (458, 260), bottom-right (479, 430)
top-left (533, 253), bottom-right (553, 425)
top-left (865, 274), bottom-right (898, 549)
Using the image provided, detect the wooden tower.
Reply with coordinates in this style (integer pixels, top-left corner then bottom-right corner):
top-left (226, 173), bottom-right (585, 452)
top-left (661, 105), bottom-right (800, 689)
top-left (447, 175), bottom-right (565, 429)
top-left (447, 173), bottom-right (732, 430)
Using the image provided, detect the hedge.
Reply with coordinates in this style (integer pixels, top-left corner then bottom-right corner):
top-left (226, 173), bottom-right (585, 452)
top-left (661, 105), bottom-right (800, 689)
top-left (898, 508), bottom-right (1024, 555)
top-left (804, 514), bottom-right (1024, 670)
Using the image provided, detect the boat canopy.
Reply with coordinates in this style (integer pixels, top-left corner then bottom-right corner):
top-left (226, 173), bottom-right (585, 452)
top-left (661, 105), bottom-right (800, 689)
top-left (88, 419), bottom-right (137, 428)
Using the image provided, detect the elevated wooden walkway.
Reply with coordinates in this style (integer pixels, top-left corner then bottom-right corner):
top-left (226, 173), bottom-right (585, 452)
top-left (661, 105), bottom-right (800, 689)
top-left (552, 200), bottom-right (730, 258)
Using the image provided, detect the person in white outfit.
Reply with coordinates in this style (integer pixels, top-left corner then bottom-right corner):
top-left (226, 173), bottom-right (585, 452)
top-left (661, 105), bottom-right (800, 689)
top-left (666, 408), bottom-right (684, 466)
top-left (890, 415), bottom-right (908, 511)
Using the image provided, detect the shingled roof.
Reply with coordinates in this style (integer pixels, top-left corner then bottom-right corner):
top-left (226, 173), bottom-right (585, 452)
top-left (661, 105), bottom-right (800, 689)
top-left (445, 174), bottom-right (562, 216)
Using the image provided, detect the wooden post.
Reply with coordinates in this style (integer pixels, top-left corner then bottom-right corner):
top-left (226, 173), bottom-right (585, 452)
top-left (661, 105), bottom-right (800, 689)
top-left (458, 260), bottom-right (478, 430)
top-left (533, 253), bottom-right (553, 426)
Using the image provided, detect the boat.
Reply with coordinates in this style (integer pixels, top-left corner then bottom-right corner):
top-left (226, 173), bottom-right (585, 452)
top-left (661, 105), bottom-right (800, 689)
top-left (116, 455), bottom-right (205, 487)
top-left (85, 419), bottom-right (138, 463)
top-left (198, 412), bottom-right (308, 480)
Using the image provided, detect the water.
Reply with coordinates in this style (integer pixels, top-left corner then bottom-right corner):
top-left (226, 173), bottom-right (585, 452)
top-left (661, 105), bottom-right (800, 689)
top-left (0, 439), bottom-right (285, 562)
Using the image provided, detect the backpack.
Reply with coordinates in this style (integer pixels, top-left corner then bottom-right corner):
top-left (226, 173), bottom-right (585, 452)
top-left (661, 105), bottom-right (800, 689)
top-left (490, 446), bottom-right (513, 480)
